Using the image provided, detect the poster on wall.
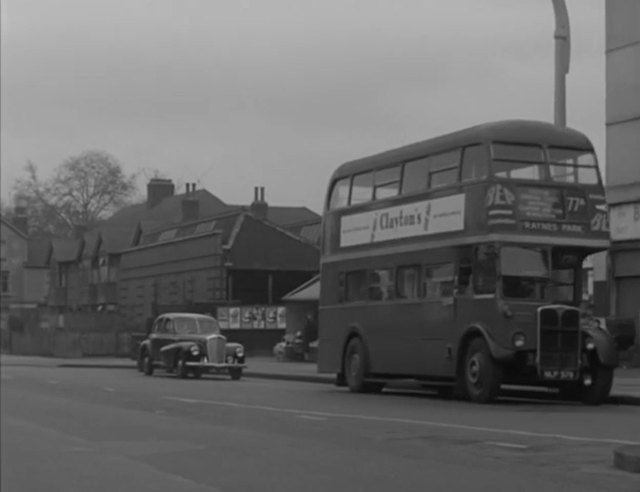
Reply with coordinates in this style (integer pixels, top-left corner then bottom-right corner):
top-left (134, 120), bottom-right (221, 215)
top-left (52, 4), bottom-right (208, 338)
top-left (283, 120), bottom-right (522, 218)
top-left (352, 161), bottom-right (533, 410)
top-left (240, 306), bottom-right (254, 329)
top-left (277, 306), bottom-right (287, 329)
top-left (266, 307), bottom-right (278, 328)
top-left (252, 306), bottom-right (266, 328)
top-left (216, 307), bottom-right (229, 329)
top-left (229, 307), bottom-right (241, 329)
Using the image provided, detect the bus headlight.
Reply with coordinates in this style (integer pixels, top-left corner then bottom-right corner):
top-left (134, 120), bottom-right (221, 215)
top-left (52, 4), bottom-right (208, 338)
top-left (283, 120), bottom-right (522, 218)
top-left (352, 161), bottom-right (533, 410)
top-left (585, 338), bottom-right (596, 351)
top-left (512, 332), bottom-right (526, 348)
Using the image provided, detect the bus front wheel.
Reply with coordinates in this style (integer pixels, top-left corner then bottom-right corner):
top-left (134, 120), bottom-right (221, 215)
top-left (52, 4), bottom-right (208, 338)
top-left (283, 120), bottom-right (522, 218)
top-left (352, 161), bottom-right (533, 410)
top-left (344, 338), bottom-right (383, 394)
top-left (581, 363), bottom-right (613, 406)
top-left (463, 337), bottom-right (502, 404)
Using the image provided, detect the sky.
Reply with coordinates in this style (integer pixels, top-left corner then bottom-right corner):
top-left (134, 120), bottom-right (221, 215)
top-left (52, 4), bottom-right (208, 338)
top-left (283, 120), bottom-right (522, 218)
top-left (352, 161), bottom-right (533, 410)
top-left (1, 0), bottom-right (605, 213)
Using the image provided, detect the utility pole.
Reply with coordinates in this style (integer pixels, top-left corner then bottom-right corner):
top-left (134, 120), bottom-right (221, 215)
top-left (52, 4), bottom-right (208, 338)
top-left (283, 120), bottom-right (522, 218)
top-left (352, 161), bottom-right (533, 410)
top-left (552, 0), bottom-right (571, 127)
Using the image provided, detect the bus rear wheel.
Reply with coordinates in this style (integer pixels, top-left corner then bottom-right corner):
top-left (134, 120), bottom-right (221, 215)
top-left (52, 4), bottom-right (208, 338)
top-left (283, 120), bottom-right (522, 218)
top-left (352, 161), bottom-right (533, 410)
top-left (463, 337), bottom-right (502, 404)
top-left (344, 338), bottom-right (383, 394)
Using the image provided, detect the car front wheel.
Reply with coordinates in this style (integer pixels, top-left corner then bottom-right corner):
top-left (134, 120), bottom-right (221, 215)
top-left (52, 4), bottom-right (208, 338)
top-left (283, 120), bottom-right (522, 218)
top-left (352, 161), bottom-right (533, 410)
top-left (177, 353), bottom-right (190, 379)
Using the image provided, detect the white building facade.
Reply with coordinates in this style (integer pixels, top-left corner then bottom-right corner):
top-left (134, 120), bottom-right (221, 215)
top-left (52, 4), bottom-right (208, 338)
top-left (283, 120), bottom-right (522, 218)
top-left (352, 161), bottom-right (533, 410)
top-left (606, 1), bottom-right (640, 328)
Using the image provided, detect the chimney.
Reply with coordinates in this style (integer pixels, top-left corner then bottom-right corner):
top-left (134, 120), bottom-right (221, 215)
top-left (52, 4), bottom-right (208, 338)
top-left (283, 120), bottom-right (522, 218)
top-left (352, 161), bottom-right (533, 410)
top-left (249, 185), bottom-right (268, 220)
top-left (147, 178), bottom-right (175, 208)
top-left (181, 195), bottom-right (200, 222)
top-left (12, 205), bottom-right (28, 235)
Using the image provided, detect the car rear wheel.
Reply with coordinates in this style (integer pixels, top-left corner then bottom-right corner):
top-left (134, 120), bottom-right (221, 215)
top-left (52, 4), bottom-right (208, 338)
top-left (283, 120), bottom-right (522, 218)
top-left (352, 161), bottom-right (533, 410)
top-left (142, 352), bottom-right (154, 376)
top-left (229, 368), bottom-right (243, 380)
top-left (463, 337), bottom-right (502, 403)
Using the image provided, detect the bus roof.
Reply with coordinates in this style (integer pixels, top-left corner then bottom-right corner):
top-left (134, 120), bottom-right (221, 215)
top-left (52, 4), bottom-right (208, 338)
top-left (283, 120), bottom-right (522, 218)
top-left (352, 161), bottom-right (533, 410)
top-left (331, 119), bottom-right (593, 180)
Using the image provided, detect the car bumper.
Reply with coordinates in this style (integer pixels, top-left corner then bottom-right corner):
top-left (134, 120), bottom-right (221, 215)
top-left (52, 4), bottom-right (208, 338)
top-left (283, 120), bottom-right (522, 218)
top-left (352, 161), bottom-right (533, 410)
top-left (184, 362), bottom-right (247, 370)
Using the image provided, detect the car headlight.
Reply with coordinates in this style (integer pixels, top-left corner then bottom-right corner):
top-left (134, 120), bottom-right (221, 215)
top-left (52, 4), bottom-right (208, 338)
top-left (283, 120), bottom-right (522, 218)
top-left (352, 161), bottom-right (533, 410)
top-left (190, 345), bottom-right (200, 355)
top-left (512, 332), bottom-right (526, 348)
top-left (235, 346), bottom-right (244, 358)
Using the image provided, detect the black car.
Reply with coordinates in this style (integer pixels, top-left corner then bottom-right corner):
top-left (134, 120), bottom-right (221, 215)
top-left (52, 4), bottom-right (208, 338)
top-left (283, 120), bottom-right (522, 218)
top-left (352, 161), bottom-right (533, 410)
top-left (137, 313), bottom-right (246, 380)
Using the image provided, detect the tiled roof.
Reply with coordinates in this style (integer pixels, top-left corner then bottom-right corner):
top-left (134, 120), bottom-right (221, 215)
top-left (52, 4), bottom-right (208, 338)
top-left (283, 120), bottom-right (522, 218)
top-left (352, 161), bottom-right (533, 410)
top-left (0, 217), bottom-right (27, 239)
top-left (227, 204), bottom-right (320, 228)
top-left (137, 210), bottom-right (242, 248)
top-left (298, 222), bottom-right (321, 245)
top-left (52, 238), bottom-right (82, 263)
top-left (105, 189), bottom-right (230, 228)
top-left (26, 238), bottom-right (52, 267)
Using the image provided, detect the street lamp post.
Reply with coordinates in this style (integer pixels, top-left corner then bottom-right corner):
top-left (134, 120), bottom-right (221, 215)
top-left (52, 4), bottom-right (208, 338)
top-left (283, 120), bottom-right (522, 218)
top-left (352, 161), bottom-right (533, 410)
top-left (552, 0), bottom-right (571, 127)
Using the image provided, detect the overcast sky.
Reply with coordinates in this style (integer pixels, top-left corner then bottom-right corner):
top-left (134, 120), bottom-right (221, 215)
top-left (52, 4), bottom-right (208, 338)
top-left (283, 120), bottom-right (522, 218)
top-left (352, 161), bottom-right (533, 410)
top-left (1, 0), bottom-right (604, 213)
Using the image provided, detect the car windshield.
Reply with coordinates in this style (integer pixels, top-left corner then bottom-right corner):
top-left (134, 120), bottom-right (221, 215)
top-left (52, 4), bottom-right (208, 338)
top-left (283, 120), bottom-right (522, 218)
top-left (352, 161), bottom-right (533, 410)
top-left (174, 317), bottom-right (221, 335)
top-left (500, 246), bottom-right (549, 300)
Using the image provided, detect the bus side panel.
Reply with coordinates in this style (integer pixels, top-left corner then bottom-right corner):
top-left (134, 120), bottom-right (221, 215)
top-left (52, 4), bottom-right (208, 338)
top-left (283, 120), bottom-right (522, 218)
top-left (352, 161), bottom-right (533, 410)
top-left (318, 302), bottom-right (455, 377)
top-left (317, 307), bottom-right (345, 374)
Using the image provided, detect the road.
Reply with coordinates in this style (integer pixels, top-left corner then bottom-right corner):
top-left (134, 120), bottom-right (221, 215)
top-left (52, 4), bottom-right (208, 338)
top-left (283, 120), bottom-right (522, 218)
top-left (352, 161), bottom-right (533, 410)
top-left (1, 365), bottom-right (639, 492)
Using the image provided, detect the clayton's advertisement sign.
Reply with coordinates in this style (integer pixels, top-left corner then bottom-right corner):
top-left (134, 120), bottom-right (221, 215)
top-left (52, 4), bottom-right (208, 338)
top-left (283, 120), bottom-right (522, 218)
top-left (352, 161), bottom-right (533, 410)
top-left (340, 194), bottom-right (465, 247)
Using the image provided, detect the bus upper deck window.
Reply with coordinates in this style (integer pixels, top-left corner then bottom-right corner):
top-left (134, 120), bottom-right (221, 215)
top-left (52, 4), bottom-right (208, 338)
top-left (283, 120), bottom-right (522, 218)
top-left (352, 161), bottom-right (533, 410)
top-left (491, 143), bottom-right (545, 181)
top-left (548, 148), bottom-right (600, 185)
top-left (328, 177), bottom-right (351, 209)
top-left (350, 172), bottom-right (373, 205)
top-left (428, 149), bottom-right (460, 188)
top-left (401, 157), bottom-right (429, 195)
top-left (461, 145), bottom-right (488, 182)
top-left (374, 166), bottom-right (401, 200)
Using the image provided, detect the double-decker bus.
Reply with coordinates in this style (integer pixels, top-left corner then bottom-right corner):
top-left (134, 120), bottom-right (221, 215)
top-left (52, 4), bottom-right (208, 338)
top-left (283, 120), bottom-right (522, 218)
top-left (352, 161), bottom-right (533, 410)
top-left (318, 119), bottom-right (619, 405)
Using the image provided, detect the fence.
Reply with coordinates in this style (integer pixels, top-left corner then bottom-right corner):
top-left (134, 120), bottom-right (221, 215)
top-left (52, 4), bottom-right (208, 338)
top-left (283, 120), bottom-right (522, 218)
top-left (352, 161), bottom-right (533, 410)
top-left (0, 308), bottom-right (132, 358)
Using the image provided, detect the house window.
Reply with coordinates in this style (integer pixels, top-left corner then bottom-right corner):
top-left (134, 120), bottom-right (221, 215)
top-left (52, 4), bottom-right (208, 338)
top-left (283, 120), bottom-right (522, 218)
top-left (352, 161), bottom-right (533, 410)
top-left (158, 229), bottom-right (177, 242)
top-left (58, 267), bottom-right (68, 288)
top-left (1, 271), bottom-right (10, 293)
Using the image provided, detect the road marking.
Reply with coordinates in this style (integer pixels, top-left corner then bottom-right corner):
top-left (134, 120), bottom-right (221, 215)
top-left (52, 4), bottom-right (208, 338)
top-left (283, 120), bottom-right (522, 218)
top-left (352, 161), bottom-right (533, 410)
top-left (297, 414), bottom-right (327, 421)
top-left (485, 441), bottom-right (529, 449)
top-left (163, 396), bottom-right (640, 446)
top-left (103, 387), bottom-right (116, 392)
top-left (48, 380), bottom-right (59, 385)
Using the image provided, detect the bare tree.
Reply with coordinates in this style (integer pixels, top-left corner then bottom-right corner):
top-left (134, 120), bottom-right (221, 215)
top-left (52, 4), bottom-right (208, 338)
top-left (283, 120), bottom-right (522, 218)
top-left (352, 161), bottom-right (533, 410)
top-left (13, 151), bottom-right (137, 236)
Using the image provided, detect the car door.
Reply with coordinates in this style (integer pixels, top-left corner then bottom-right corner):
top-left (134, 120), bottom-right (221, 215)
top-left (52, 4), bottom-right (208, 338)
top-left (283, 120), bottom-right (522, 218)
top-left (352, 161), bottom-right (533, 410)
top-left (150, 317), bottom-right (175, 360)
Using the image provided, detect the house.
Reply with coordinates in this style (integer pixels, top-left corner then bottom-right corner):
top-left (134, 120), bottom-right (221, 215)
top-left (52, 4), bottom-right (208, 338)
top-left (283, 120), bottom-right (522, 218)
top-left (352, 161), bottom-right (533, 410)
top-left (118, 204), bottom-right (320, 354)
top-left (1, 213), bottom-right (50, 310)
top-left (40, 179), bottom-right (321, 354)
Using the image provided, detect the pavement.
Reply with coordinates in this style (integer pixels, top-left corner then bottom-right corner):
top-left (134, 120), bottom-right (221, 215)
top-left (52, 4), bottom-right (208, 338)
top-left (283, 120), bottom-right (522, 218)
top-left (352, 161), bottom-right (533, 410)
top-left (2, 360), bottom-right (640, 490)
top-left (2, 353), bottom-right (640, 476)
